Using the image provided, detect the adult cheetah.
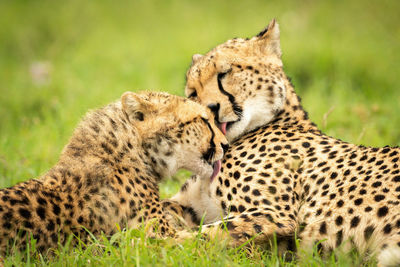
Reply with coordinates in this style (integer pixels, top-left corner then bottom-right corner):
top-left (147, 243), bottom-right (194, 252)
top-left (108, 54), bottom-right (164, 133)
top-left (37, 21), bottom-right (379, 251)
top-left (0, 91), bottom-right (227, 256)
top-left (170, 20), bottom-right (400, 266)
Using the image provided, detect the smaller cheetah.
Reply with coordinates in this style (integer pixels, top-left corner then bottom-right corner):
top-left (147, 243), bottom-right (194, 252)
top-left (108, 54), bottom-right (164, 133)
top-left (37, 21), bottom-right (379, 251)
top-left (0, 91), bottom-right (228, 256)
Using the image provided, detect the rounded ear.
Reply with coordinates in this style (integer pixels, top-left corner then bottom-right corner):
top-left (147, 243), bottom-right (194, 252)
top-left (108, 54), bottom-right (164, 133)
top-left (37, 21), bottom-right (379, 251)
top-left (255, 19), bottom-right (281, 58)
top-left (121, 92), bottom-right (153, 121)
top-left (191, 54), bottom-right (203, 64)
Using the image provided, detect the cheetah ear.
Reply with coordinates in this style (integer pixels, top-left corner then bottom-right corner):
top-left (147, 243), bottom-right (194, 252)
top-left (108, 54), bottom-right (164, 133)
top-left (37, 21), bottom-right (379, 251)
top-left (191, 54), bottom-right (203, 64)
top-left (255, 19), bottom-right (281, 58)
top-left (121, 92), bottom-right (154, 121)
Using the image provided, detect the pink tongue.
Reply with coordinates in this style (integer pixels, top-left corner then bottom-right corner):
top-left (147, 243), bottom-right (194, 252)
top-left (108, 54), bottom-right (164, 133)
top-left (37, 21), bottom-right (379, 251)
top-left (210, 160), bottom-right (221, 182)
top-left (219, 122), bottom-right (227, 135)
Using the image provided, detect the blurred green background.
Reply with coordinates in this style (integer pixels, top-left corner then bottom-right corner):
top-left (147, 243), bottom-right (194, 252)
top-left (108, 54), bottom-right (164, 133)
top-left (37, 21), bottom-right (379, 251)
top-left (0, 0), bottom-right (399, 190)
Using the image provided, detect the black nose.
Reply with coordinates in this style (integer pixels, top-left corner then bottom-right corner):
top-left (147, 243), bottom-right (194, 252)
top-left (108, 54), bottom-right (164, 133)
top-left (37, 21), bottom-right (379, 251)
top-left (207, 103), bottom-right (220, 121)
top-left (222, 143), bottom-right (229, 154)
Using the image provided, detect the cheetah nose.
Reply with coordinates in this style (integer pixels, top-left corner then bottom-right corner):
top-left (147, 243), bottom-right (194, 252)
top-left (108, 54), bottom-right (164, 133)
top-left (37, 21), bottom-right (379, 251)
top-left (207, 103), bottom-right (220, 121)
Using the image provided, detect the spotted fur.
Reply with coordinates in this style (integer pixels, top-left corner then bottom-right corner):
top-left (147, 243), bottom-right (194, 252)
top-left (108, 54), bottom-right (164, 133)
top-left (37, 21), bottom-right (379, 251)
top-left (0, 91), bottom-right (227, 255)
top-left (171, 20), bottom-right (400, 266)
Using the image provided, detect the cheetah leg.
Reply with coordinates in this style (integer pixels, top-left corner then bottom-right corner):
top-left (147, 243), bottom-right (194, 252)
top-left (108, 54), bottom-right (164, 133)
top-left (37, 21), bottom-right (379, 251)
top-left (199, 210), bottom-right (297, 247)
top-left (161, 200), bottom-right (199, 230)
top-left (134, 199), bottom-right (198, 242)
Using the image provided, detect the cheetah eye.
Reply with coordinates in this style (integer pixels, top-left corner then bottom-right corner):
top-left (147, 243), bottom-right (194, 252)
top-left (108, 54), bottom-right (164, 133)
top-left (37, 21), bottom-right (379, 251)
top-left (217, 68), bottom-right (232, 80)
top-left (188, 90), bottom-right (197, 99)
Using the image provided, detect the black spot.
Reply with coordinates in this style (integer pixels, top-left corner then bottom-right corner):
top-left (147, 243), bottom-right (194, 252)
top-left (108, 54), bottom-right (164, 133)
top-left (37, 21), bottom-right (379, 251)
top-left (364, 226), bottom-right (374, 240)
top-left (229, 205), bottom-right (237, 212)
top-left (24, 221), bottom-right (33, 229)
top-left (365, 206), bottom-right (372, 212)
top-left (383, 224), bottom-right (392, 234)
top-left (377, 206), bottom-right (389, 217)
top-left (319, 222), bottom-right (327, 234)
top-left (253, 159), bottom-right (262, 164)
top-left (265, 214), bottom-right (275, 223)
top-left (253, 224), bottom-right (263, 233)
top-left (348, 185), bottom-right (357, 192)
top-left (354, 198), bottom-right (363, 206)
top-left (18, 208), bottom-right (31, 219)
top-left (46, 221), bottom-right (55, 231)
top-left (180, 181), bottom-right (189, 192)
top-left (244, 176), bottom-right (253, 182)
top-left (263, 199), bottom-right (272, 205)
top-left (372, 181), bottom-right (382, 188)
top-left (37, 197), bottom-right (47, 206)
top-left (281, 194), bottom-right (289, 201)
top-left (268, 186), bottom-right (277, 194)
top-left (348, 208), bottom-right (354, 214)
top-left (238, 205), bottom-right (246, 212)
top-left (335, 216), bottom-right (343, 226)
top-left (374, 195), bottom-right (385, 202)
top-left (101, 142), bottom-right (113, 155)
top-left (336, 230), bottom-right (343, 247)
top-left (225, 221), bottom-right (236, 231)
top-left (392, 175), bottom-right (400, 182)
top-left (3, 222), bottom-right (12, 229)
top-left (350, 216), bottom-right (360, 228)
top-left (330, 172), bottom-right (338, 179)
top-left (302, 142), bottom-right (310, 148)
top-left (36, 207), bottom-right (46, 220)
top-left (216, 187), bottom-right (223, 197)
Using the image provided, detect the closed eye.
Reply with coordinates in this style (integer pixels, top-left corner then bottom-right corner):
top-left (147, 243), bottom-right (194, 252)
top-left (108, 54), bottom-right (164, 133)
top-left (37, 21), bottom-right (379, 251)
top-left (188, 90), bottom-right (197, 99)
top-left (217, 68), bottom-right (232, 80)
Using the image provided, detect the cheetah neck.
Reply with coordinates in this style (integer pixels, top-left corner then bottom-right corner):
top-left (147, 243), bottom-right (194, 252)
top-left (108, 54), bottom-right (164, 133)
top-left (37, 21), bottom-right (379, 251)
top-left (141, 135), bottom-right (179, 182)
top-left (271, 79), bottom-right (319, 131)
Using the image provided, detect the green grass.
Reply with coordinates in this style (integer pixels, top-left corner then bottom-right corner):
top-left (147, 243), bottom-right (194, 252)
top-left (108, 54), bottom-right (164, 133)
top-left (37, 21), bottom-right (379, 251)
top-left (0, 0), bottom-right (399, 265)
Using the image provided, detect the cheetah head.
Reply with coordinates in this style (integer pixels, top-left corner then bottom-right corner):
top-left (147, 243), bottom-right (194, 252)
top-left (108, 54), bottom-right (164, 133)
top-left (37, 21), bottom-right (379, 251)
top-left (121, 92), bottom-right (228, 180)
top-left (185, 19), bottom-right (286, 142)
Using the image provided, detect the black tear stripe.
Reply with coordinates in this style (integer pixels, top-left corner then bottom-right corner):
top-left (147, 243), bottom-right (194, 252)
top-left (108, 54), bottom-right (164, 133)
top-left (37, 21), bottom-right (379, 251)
top-left (217, 73), bottom-right (242, 118)
top-left (201, 117), bottom-right (216, 163)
